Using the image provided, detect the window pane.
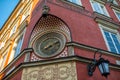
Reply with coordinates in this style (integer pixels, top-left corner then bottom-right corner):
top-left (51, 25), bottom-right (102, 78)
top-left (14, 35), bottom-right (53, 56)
top-left (110, 47), bottom-right (117, 53)
top-left (93, 2), bottom-right (101, 13)
top-left (100, 5), bottom-right (107, 15)
top-left (103, 30), bottom-right (120, 54)
top-left (0, 54), bottom-right (7, 70)
top-left (68, 0), bottom-right (81, 5)
top-left (113, 0), bottom-right (118, 5)
top-left (111, 33), bottom-right (120, 53)
top-left (116, 11), bottom-right (120, 20)
top-left (14, 36), bottom-right (23, 58)
top-left (91, 0), bottom-right (108, 15)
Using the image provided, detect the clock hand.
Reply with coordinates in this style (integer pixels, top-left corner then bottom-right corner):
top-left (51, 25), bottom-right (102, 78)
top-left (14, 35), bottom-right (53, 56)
top-left (43, 40), bottom-right (59, 50)
top-left (44, 43), bottom-right (53, 50)
top-left (54, 40), bottom-right (59, 45)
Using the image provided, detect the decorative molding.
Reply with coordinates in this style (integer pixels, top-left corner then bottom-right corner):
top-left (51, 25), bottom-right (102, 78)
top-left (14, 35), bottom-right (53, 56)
top-left (5, 66), bottom-right (15, 76)
top-left (48, 0), bottom-right (120, 27)
top-left (2, 55), bottom-right (120, 80)
top-left (66, 42), bottom-right (120, 58)
top-left (59, 0), bottom-right (84, 9)
top-left (48, 0), bottom-right (120, 29)
top-left (22, 61), bottom-right (77, 80)
top-left (94, 0), bottom-right (107, 4)
top-left (94, 12), bottom-right (112, 21)
top-left (24, 52), bottom-right (31, 62)
top-left (95, 18), bottom-right (120, 29)
top-left (109, 2), bottom-right (120, 11)
top-left (48, 0), bottom-right (94, 18)
top-left (94, 12), bottom-right (120, 29)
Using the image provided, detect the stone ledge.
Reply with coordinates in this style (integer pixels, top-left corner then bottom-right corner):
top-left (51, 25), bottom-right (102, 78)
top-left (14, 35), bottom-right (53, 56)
top-left (2, 55), bottom-right (120, 80)
top-left (93, 12), bottom-right (120, 29)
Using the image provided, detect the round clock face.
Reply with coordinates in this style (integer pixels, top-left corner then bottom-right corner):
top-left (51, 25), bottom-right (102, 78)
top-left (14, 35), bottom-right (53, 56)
top-left (40, 38), bottom-right (60, 55)
top-left (34, 32), bottom-right (66, 58)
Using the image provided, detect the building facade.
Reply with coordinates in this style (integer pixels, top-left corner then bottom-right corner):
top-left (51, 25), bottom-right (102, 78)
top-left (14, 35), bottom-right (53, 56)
top-left (0, 0), bottom-right (120, 80)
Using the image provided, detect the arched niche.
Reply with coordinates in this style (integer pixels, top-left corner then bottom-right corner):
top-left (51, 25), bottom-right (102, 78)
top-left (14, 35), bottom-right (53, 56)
top-left (28, 14), bottom-right (73, 60)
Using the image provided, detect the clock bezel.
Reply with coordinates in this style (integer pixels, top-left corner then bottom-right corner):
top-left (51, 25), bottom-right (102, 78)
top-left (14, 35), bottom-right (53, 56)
top-left (33, 32), bottom-right (66, 58)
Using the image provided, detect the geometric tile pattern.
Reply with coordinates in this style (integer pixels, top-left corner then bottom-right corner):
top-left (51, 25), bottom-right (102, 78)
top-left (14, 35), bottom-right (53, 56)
top-left (30, 52), bottom-right (41, 61)
top-left (29, 15), bottom-right (71, 47)
top-left (30, 48), bottom-right (68, 61)
top-left (29, 15), bottom-right (71, 61)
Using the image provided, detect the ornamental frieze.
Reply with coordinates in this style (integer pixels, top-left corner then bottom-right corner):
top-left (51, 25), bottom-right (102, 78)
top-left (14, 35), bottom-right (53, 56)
top-left (22, 61), bottom-right (77, 80)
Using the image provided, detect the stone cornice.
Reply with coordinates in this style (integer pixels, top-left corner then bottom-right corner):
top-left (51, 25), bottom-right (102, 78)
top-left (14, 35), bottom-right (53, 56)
top-left (108, 2), bottom-right (120, 11)
top-left (94, 0), bottom-right (107, 4)
top-left (93, 12), bottom-right (120, 29)
top-left (66, 42), bottom-right (120, 58)
top-left (60, 0), bottom-right (85, 9)
top-left (48, 0), bottom-right (120, 26)
top-left (2, 55), bottom-right (120, 80)
top-left (48, 0), bottom-right (94, 18)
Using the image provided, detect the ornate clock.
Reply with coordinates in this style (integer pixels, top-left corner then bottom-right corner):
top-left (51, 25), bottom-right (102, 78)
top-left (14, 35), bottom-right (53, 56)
top-left (33, 32), bottom-right (66, 58)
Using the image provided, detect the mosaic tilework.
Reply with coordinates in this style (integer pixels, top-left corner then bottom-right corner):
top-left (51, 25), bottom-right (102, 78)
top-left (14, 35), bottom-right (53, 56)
top-left (30, 48), bottom-right (68, 61)
top-left (29, 15), bottom-right (71, 47)
top-left (29, 15), bottom-right (72, 61)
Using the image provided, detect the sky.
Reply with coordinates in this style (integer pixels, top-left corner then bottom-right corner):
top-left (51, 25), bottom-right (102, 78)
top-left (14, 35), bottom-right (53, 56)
top-left (0, 0), bottom-right (19, 29)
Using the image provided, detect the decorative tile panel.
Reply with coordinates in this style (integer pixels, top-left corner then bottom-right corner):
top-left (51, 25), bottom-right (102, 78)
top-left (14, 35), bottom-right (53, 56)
top-left (22, 61), bottom-right (77, 80)
top-left (29, 15), bottom-right (71, 47)
top-left (30, 48), bottom-right (68, 61)
top-left (30, 53), bottom-right (41, 61)
top-left (29, 15), bottom-right (72, 60)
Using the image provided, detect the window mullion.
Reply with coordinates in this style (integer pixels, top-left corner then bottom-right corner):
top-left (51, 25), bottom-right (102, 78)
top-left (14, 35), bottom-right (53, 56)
top-left (109, 33), bottom-right (119, 53)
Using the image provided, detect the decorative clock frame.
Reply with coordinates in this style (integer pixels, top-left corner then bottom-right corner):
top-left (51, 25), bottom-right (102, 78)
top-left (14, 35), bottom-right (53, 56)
top-left (33, 32), bottom-right (66, 58)
top-left (28, 15), bottom-right (73, 60)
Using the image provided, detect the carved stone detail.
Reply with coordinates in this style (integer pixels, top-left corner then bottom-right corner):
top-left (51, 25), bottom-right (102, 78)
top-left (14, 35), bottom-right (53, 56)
top-left (22, 62), bottom-right (77, 80)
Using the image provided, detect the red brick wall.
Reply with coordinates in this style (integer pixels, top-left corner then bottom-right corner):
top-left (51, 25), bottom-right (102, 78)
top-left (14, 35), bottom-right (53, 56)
top-left (76, 62), bottom-right (120, 80)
